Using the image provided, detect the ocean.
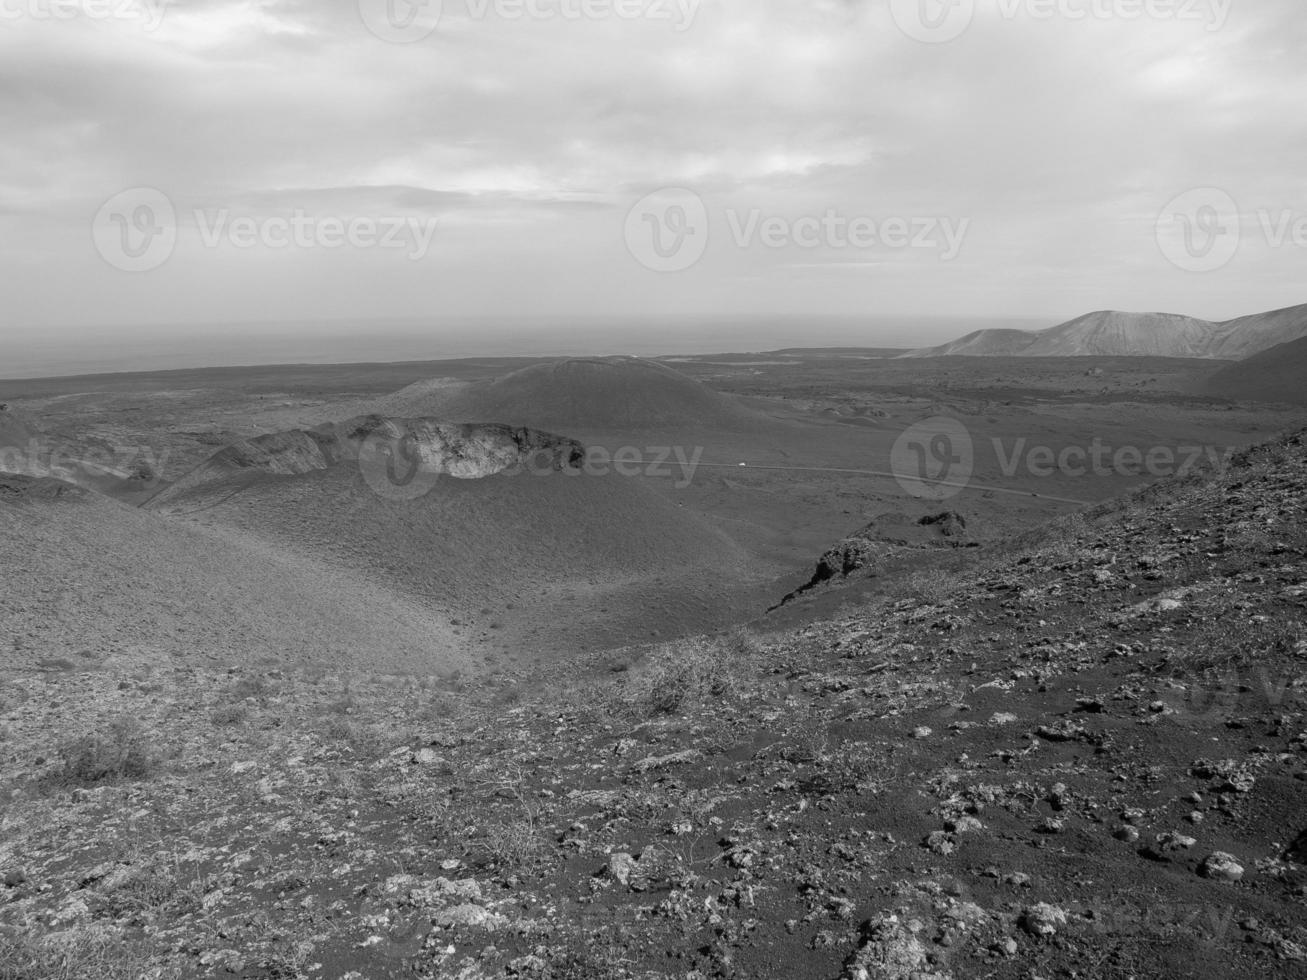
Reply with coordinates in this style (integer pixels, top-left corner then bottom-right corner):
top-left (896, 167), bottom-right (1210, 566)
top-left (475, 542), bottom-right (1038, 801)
top-left (0, 315), bottom-right (1050, 380)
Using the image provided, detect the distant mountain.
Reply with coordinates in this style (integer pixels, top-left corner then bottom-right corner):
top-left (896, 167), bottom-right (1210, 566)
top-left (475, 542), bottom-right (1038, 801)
top-left (1205, 304), bottom-right (1307, 358)
top-left (904, 303), bottom-right (1307, 359)
top-left (1205, 335), bottom-right (1307, 406)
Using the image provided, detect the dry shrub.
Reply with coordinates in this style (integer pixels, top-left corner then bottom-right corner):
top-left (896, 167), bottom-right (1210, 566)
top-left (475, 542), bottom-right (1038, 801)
top-left (476, 812), bottom-right (551, 873)
top-left (314, 716), bottom-right (387, 760)
top-left (54, 716), bottom-right (159, 787)
top-left (95, 856), bottom-right (207, 923)
top-left (0, 927), bottom-right (178, 980)
top-left (617, 634), bottom-right (758, 718)
top-left (210, 703), bottom-right (249, 727)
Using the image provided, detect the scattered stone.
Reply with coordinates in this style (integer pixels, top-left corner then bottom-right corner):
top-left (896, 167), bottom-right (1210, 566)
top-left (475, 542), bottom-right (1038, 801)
top-left (1156, 831), bottom-right (1197, 852)
top-left (1201, 852), bottom-right (1245, 883)
top-left (628, 749), bottom-right (701, 774)
top-left (842, 914), bottom-right (951, 980)
top-left (1036, 720), bottom-right (1087, 743)
top-left (1278, 940), bottom-right (1306, 961)
top-left (947, 816), bottom-right (983, 834)
top-left (829, 895), bottom-right (856, 919)
top-left (409, 877), bottom-right (482, 906)
top-left (607, 853), bottom-right (637, 886)
top-left (1048, 783), bottom-right (1070, 808)
top-left (434, 904), bottom-right (506, 930)
top-left (1218, 774), bottom-right (1256, 794)
top-left (1192, 760), bottom-right (1256, 794)
top-left (924, 831), bottom-right (955, 856)
top-left (1020, 903), bottom-right (1068, 937)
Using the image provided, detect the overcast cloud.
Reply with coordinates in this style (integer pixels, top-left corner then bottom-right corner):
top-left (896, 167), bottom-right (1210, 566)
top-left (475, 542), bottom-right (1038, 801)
top-left (1, 0), bottom-right (1304, 356)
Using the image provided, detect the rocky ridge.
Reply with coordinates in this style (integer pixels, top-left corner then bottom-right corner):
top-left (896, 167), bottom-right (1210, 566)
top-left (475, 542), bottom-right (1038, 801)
top-left (146, 416), bottom-right (586, 510)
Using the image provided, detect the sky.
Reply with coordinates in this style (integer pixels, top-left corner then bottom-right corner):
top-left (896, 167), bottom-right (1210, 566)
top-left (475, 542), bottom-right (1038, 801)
top-left (1, 0), bottom-right (1304, 370)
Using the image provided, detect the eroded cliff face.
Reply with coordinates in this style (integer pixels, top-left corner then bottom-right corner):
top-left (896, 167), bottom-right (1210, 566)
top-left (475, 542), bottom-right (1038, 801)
top-left (336, 416), bottom-right (586, 480)
top-left (147, 416), bottom-right (586, 508)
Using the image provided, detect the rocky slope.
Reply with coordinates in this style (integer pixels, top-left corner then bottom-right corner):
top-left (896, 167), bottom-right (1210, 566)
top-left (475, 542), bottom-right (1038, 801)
top-left (2, 432), bottom-right (1305, 979)
top-left (905, 303), bottom-right (1307, 360)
